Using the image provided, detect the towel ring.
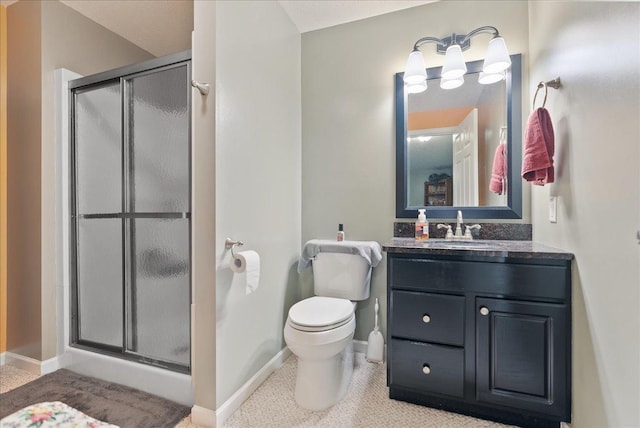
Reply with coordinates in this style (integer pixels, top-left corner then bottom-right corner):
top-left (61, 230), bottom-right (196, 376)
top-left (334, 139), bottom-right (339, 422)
top-left (533, 77), bottom-right (561, 110)
top-left (533, 82), bottom-right (548, 109)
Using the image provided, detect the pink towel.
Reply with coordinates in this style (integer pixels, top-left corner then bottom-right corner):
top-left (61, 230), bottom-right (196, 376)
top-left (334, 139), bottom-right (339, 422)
top-left (522, 107), bottom-right (555, 185)
top-left (490, 143), bottom-right (506, 194)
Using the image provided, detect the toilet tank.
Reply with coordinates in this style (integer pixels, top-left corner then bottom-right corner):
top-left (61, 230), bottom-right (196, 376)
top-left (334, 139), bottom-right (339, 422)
top-left (312, 252), bottom-right (372, 301)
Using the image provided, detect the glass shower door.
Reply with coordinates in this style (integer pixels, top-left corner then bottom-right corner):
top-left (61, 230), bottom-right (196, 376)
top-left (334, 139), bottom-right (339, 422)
top-left (125, 64), bottom-right (191, 368)
top-left (71, 59), bottom-right (191, 373)
top-left (73, 82), bottom-right (123, 350)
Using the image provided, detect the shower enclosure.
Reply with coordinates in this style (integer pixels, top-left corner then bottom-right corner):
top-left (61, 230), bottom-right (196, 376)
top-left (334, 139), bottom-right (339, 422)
top-left (69, 52), bottom-right (191, 373)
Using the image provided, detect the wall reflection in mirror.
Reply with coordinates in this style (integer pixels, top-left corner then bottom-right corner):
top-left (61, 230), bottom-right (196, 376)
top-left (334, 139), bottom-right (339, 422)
top-left (396, 54), bottom-right (522, 219)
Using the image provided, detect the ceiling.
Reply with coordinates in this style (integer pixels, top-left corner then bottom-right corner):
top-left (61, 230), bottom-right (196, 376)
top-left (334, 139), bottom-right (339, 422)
top-left (1, 0), bottom-right (435, 56)
top-left (278, 0), bottom-right (436, 33)
top-left (59, 0), bottom-right (194, 57)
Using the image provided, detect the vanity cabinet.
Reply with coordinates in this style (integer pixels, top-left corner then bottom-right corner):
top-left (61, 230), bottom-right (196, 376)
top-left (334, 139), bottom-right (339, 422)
top-left (386, 252), bottom-right (571, 428)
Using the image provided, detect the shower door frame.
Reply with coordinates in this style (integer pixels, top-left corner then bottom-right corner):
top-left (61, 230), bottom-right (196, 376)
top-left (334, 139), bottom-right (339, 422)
top-left (68, 51), bottom-right (192, 374)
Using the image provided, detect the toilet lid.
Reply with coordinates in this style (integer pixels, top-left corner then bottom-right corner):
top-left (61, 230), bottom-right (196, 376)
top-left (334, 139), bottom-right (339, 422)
top-left (288, 296), bottom-right (354, 329)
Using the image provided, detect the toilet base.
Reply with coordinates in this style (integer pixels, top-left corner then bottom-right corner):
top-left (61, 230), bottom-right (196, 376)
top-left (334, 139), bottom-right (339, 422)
top-left (294, 341), bottom-right (354, 411)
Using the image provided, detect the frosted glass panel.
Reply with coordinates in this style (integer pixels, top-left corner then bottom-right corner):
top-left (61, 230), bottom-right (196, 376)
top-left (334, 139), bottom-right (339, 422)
top-left (77, 219), bottom-right (123, 347)
top-left (76, 83), bottom-right (121, 214)
top-left (129, 66), bottom-right (189, 213)
top-left (72, 58), bottom-right (191, 372)
top-left (128, 218), bottom-right (190, 366)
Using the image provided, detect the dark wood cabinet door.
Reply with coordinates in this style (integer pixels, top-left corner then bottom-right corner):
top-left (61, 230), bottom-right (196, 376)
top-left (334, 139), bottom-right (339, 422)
top-left (476, 297), bottom-right (569, 420)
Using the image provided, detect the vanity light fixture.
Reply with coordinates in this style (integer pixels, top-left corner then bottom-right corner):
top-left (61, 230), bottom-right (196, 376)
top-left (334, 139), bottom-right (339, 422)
top-left (478, 71), bottom-right (505, 85)
top-left (403, 26), bottom-right (511, 93)
top-left (441, 45), bottom-right (467, 79)
top-left (440, 75), bottom-right (464, 90)
top-left (406, 80), bottom-right (427, 94)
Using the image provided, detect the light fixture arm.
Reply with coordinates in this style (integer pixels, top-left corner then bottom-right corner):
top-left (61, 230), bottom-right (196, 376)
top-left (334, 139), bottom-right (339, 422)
top-left (412, 37), bottom-right (444, 52)
top-left (412, 26), bottom-right (502, 54)
top-left (460, 26), bottom-right (500, 45)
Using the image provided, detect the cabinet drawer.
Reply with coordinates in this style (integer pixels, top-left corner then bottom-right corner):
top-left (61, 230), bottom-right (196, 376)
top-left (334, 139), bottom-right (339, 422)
top-left (390, 339), bottom-right (464, 398)
top-left (389, 257), bottom-right (568, 300)
top-left (390, 291), bottom-right (464, 346)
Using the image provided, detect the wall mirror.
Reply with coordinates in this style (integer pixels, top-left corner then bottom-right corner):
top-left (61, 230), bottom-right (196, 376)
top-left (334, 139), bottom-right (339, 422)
top-left (395, 54), bottom-right (522, 219)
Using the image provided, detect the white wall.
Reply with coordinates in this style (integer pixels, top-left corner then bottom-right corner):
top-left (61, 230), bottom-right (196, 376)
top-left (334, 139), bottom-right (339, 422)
top-left (215, 0), bottom-right (301, 406)
top-left (528, 2), bottom-right (640, 427)
top-left (302, 1), bottom-right (529, 341)
top-left (192, 0), bottom-right (217, 416)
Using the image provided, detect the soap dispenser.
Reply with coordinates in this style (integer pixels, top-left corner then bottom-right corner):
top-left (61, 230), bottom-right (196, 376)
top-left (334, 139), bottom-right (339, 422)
top-left (415, 209), bottom-right (429, 241)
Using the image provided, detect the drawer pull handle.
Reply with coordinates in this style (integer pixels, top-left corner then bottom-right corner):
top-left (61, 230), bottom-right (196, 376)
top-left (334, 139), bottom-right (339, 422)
top-left (480, 306), bottom-right (490, 316)
top-left (422, 364), bottom-right (431, 375)
top-left (422, 314), bottom-right (431, 323)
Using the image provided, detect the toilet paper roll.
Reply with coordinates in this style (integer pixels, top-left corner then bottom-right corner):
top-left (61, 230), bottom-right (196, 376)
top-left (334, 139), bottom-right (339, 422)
top-left (231, 250), bottom-right (261, 295)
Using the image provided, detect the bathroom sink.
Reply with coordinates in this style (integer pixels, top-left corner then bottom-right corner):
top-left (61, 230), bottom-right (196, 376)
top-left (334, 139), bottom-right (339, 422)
top-left (425, 239), bottom-right (502, 250)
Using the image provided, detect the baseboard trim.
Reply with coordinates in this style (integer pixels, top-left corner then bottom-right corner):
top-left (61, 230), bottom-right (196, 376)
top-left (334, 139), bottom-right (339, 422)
top-left (0, 352), bottom-right (5, 365)
top-left (215, 346), bottom-right (292, 426)
top-left (3, 352), bottom-right (59, 375)
top-left (40, 356), bottom-right (60, 374)
top-left (191, 405), bottom-right (216, 427)
top-left (4, 352), bottom-right (41, 375)
top-left (353, 339), bottom-right (368, 354)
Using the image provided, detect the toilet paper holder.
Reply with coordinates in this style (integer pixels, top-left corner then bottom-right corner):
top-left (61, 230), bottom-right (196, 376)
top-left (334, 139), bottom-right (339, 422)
top-left (225, 237), bottom-right (244, 258)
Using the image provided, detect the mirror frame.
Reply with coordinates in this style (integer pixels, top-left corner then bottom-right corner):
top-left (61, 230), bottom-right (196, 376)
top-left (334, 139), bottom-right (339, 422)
top-left (395, 54), bottom-right (522, 219)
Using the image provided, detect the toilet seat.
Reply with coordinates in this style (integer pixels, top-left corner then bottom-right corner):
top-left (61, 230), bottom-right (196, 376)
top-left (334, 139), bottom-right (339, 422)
top-left (288, 296), bottom-right (354, 332)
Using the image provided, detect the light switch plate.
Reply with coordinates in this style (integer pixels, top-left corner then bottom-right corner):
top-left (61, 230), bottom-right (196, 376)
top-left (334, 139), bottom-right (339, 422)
top-left (549, 196), bottom-right (557, 223)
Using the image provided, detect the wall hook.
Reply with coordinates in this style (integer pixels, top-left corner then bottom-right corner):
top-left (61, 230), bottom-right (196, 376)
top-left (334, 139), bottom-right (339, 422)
top-left (191, 79), bottom-right (210, 96)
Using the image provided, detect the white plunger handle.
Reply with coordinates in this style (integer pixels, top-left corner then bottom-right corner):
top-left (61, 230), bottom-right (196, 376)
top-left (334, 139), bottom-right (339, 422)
top-left (374, 298), bottom-right (379, 329)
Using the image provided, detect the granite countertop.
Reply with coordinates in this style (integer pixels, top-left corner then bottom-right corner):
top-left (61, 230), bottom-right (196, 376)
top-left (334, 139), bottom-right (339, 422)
top-left (383, 238), bottom-right (574, 260)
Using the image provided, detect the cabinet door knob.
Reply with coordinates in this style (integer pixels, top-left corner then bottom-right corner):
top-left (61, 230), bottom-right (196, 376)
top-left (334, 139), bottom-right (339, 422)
top-left (480, 306), bottom-right (489, 316)
top-left (422, 364), bottom-right (431, 375)
top-left (422, 314), bottom-right (431, 323)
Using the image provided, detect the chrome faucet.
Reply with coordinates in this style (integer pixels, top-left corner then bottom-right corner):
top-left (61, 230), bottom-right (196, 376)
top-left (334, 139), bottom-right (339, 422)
top-left (455, 210), bottom-right (464, 238)
top-left (437, 210), bottom-right (482, 241)
top-left (437, 223), bottom-right (454, 240)
top-left (464, 224), bottom-right (482, 239)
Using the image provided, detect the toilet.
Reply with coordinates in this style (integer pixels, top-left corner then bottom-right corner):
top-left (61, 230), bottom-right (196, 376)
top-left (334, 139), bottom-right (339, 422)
top-left (285, 241), bottom-right (382, 411)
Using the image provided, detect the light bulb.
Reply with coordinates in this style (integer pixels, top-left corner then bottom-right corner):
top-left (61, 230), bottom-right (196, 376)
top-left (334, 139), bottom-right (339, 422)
top-left (406, 80), bottom-right (427, 94)
top-left (441, 45), bottom-right (467, 79)
top-left (440, 75), bottom-right (464, 90)
top-left (478, 71), bottom-right (505, 85)
top-left (404, 50), bottom-right (427, 85)
top-left (483, 37), bottom-right (511, 74)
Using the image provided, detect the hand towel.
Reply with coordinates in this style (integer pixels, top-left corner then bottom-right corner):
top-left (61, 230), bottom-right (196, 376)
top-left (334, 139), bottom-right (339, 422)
top-left (522, 107), bottom-right (555, 185)
top-left (297, 240), bottom-right (383, 273)
top-left (490, 143), bottom-right (506, 195)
